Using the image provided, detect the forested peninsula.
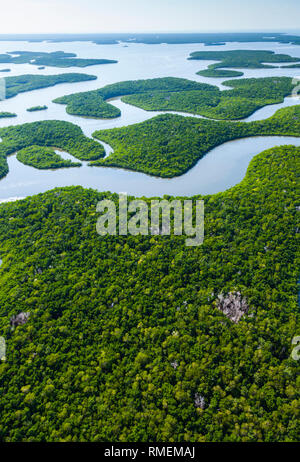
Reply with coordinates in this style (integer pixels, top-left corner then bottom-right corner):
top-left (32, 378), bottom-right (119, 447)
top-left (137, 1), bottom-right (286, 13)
top-left (16, 146), bottom-right (81, 169)
top-left (0, 120), bottom-right (105, 178)
top-left (0, 144), bottom-right (298, 441)
top-left (92, 105), bottom-right (300, 177)
top-left (0, 104), bottom-right (299, 179)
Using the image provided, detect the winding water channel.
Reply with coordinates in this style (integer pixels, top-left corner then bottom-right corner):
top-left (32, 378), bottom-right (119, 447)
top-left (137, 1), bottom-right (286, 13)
top-left (0, 39), bottom-right (300, 199)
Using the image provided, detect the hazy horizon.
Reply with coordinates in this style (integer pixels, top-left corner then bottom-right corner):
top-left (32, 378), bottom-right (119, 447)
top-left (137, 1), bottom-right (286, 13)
top-left (0, 29), bottom-right (300, 35)
top-left (2, 0), bottom-right (300, 35)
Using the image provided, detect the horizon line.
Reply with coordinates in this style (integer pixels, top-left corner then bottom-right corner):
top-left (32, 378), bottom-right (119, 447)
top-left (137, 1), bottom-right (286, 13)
top-left (0, 29), bottom-right (300, 36)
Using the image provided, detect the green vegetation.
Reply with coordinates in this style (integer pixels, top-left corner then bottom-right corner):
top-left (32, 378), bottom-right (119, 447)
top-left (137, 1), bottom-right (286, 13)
top-left (122, 77), bottom-right (297, 120)
top-left (4, 73), bottom-right (97, 99)
top-left (54, 90), bottom-right (121, 119)
top-left (282, 64), bottom-right (300, 69)
top-left (197, 69), bottom-right (243, 78)
top-left (0, 112), bottom-right (16, 118)
top-left (0, 144), bottom-right (299, 441)
top-left (26, 105), bottom-right (48, 112)
top-left (0, 120), bottom-right (105, 179)
top-left (16, 146), bottom-right (81, 169)
top-left (0, 51), bottom-right (118, 68)
top-left (188, 50), bottom-right (300, 78)
top-left (54, 76), bottom-right (298, 121)
top-left (92, 105), bottom-right (300, 177)
top-left (53, 77), bottom-right (204, 119)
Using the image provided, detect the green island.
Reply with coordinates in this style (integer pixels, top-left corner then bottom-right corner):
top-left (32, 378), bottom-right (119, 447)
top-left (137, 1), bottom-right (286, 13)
top-left (0, 144), bottom-right (299, 441)
top-left (0, 120), bottom-right (105, 179)
top-left (92, 105), bottom-right (300, 177)
top-left (0, 112), bottom-right (17, 118)
top-left (53, 76), bottom-right (299, 121)
top-left (0, 51), bottom-right (118, 68)
top-left (26, 105), bottom-right (48, 112)
top-left (4, 73), bottom-right (97, 99)
top-left (16, 146), bottom-right (82, 169)
top-left (196, 69), bottom-right (243, 78)
top-left (187, 50), bottom-right (300, 78)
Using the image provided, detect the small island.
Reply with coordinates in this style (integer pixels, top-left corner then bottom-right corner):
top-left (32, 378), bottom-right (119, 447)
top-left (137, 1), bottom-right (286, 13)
top-left (197, 69), bottom-right (243, 78)
top-left (0, 112), bottom-right (17, 118)
top-left (16, 145), bottom-right (82, 169)
top-left (27, 105), bottom-right (48, 112)
top-left (0, 68), bottom-right (11, 73)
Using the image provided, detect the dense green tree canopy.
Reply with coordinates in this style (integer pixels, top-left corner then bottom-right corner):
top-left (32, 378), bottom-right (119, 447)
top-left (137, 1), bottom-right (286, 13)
top-left (53, 77), bottom-right (205, 119)
top-left (16, 146), bottom-right (81, 169)
top-left (122, 77), bottom-right (297, 120)
top-left (54, 76), bottom-right (299, 121)
top-left (3, 73), bottom-right (97, 99)
top-left (92, 105), bottom-right (300, 177)
top-left (0, 145), bottom-right (299, 441)
top-left (0, 119), bottom-right (105, 179)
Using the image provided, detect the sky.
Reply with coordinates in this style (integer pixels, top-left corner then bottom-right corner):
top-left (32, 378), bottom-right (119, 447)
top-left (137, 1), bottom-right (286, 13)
top-left (1, 0), bottom-right (300, 34)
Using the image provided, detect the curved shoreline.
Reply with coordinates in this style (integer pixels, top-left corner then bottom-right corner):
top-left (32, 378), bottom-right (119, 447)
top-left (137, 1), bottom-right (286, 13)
top-left (2, 135), bottom-right (300, 200)
top-left (0, 40), bottom-right (300, 201)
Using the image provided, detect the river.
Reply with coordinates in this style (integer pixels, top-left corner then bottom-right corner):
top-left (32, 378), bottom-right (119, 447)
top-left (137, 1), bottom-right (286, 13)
top-left (0, 39), bottom-right (299, 199)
